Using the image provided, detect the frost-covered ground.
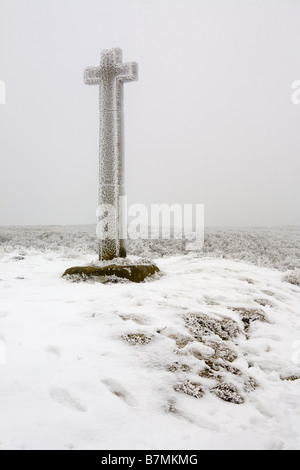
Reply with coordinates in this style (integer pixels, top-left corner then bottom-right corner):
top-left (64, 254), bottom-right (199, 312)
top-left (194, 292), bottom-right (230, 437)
top-left (0, 226), bottom-right (300, 450)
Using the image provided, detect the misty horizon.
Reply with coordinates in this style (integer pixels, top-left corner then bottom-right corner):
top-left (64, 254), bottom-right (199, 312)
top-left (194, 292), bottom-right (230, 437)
top-left (1, 0), bottom-right (300, 228)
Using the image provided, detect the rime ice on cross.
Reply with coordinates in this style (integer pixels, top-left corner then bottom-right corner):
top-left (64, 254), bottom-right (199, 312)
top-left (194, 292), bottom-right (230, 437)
top-left (84, 48), bottom-right (138, 260)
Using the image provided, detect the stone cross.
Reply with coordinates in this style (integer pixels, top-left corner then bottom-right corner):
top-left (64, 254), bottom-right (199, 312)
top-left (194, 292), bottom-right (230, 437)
top-left (84, 48), bottom-right (138, 260)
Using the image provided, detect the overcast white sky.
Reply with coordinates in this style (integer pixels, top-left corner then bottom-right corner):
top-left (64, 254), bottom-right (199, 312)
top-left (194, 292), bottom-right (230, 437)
top-left (0, 0), bottom-right (299, 226)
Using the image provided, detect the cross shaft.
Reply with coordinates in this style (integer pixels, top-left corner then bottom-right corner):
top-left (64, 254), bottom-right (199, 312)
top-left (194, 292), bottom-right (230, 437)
top-left (84, 48), bottom-right (138, 260)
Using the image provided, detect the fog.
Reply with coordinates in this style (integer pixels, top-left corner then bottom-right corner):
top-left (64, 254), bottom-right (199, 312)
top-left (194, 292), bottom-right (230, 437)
top-left (0, 0), bottom-right (299, 226)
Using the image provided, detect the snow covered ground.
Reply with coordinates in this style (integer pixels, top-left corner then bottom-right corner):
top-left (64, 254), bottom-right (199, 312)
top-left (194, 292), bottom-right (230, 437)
top-left (0, 226), bottom-right (300, 450)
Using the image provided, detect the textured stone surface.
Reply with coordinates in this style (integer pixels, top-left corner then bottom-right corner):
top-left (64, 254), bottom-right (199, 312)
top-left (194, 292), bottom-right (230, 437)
top-left (210, 383), bottom-right (245, 404)
top-left (174, 380), bottom-right (205, 399)
top-left (84, 48), bottom-right (138, 261)
top-left (63, 263), bottom-right (159, 283)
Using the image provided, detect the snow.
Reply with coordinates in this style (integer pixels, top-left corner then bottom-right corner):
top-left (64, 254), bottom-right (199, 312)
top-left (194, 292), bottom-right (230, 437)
top-left (0, 228), bottom-right (300, 450)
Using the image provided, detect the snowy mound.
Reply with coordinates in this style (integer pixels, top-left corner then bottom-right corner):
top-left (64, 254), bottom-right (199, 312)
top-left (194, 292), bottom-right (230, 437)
top-left (0, 250), bottom-right (300, 449)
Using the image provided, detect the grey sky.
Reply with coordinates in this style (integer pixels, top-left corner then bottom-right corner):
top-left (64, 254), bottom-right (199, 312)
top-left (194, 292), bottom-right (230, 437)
top-left (0, 0), bottom-right (299, 226)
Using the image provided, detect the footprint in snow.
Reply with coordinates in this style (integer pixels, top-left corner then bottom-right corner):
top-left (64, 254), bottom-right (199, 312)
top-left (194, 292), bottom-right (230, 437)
top-left (0, 311), bottom-right (9, 318)
top-left (45, 346), bottom-right (61, 358)
top-left (102, 379), bottom-right (138, 407)
top-left (50, 387), bottom-right (87, 412)
top-left (119, 314), bottom-right (150, 325)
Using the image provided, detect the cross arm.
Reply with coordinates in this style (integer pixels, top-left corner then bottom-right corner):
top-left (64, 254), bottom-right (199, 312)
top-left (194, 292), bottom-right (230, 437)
top-left (117, 62), bottom-right (138, 83)
top-left (84, 66), bottom-right (101, 85)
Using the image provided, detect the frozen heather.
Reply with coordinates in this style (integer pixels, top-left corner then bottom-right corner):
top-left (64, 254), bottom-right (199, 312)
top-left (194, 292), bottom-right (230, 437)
top-left (84, 48), bottom-right (138, 261)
